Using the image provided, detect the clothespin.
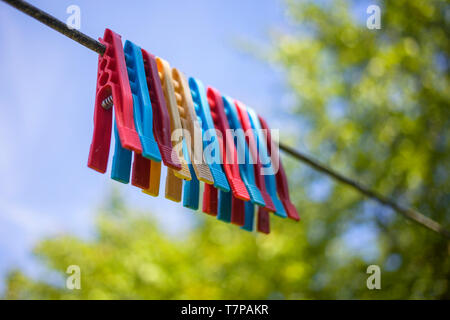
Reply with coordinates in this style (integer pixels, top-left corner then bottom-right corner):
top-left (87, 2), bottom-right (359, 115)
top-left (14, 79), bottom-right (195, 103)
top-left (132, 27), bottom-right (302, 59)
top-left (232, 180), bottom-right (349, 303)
top-left (172, 69), bottom-right (214, 184)
top-left (88, 29), bottom-right (142, 174)
top-left (141, 49), bottom-right (181, 197)
top-left (242, 202), bottom-right (255, 232)
top-left (207, 88), bottom-right (250, 225)
top-left (207, 87), bottom-right (250, 201)
top-left (247, 108), bottom-right (287, 218)
top-left (189, 78), bottom-right (230, 215)
top-left (222, 96), bottom-right (266, 229)
top-left (189, 78), bottom-right (230, 192)
top-left (235, 101), bottom-right (276, 213)
top-left (111, 40), bottom-right (162, 187)
top-left (235, 101), bottom-right (275, 234)
top-left (259, 116), bottom-right (300, 221)
top-left (156, 57), bottom-right (191, 202)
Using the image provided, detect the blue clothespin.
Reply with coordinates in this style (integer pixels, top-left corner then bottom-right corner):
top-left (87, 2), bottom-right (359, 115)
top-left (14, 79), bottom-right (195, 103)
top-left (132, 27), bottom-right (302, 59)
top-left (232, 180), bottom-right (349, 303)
top-left (247, 108), bottom-right (287, 218)
top-left (222, 96), bottom-right (266, 207)
top-left (182, 139), bottom-right (200, 210)
top-left (111, 40), bottom-right (161, 183)
top-left (188, 77), bottom-right (230, 192)
top-left (242, 202), bottom-right (255, 231)
top-left (111, 119), bottom-right (132, 183)
top-left (217, 191), bottom-right (232, 223)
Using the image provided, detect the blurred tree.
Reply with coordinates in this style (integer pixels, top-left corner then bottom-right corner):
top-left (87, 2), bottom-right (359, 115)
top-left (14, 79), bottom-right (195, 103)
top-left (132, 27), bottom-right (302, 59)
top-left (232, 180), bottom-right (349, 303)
top-left (3, 0), bottom-right (449, 299)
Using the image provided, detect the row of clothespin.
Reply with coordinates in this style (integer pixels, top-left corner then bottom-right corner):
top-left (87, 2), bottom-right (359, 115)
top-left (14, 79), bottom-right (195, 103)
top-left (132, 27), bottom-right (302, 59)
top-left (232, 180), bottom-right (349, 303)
top-left (87, 29), bottom-right (299, 234)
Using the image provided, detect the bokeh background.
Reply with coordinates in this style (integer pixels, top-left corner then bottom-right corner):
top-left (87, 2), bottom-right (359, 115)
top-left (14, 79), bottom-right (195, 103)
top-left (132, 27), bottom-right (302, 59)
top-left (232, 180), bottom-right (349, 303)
top-left (0, 0), bottom-right (449, 299)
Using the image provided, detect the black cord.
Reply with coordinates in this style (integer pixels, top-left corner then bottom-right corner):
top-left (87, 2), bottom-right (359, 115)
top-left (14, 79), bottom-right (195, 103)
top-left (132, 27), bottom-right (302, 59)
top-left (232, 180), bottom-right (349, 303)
top-left (2, 0), bottom-right (449, 239)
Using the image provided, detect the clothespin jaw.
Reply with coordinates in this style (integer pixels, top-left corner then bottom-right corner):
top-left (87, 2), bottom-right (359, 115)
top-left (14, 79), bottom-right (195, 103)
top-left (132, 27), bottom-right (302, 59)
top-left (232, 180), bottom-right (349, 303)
top-left (235, 101), bottom-right (276, 212)
top-left (156, 57), bottom-right (191, 181)
top-left (188, 77), bottom-right (230, 192)
top-left (203, 184), bottom-right (218, 216)
top-left (142, 161), bottom-right (161, 197)
top-left (207, 87), bottom-right (250, 202)
top-left (88, 28), bottom-right (142, 173)
top-left (259, 116), bottom-right (300, 221)
top-left (171, 69), bottom-right (214, 184)
top-left (241, 202), bottom-right (255, 232)
top-left (182, 139), bottom-right (200, 210)
top-left (231, 198), bottom-right (246, 226)
top-left (141, 49), bottom-right (181, 170)
top-left (257, 207), bottom-right (271, 234)
top-left (222, 96), bottom-right (266, 207)
top-left (111, 121), bottom-right (132, 183)
top-left (247, 108), bottom-right (287, 218)
top-left (217, 190), bottom-right (232, 223)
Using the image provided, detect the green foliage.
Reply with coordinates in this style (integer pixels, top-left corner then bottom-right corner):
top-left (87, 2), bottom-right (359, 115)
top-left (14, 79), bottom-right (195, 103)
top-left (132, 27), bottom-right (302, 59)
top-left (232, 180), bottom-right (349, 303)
top-left (3, 0), bottom-right (449, 299)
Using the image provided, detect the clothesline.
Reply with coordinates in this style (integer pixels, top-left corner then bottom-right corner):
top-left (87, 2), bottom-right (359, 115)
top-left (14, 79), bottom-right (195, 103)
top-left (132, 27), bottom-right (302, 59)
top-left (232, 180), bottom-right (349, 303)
top-left (2, 0), bottom-right (449, 239)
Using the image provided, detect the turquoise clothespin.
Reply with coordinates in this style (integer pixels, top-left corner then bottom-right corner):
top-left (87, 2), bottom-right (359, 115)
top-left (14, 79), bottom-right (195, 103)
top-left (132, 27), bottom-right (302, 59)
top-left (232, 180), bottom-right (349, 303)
top-left (222, 96), bottom-right (266, 207)
top-left (182, 139), bottom-right (200, 210)
top-left (111, 40), bottom-right (161, 183)
top-left (247, 108), bottom-right (287, 218)
top-left (111, 119), bottom-right (132, 183)
top-left (217, 190), bottom-right (232, 223)
top-left (242, 202), bottom-right (255, 231)
top-left (124, 40), bottom-right (161, 161)
top-left (188, 77), bottom-right (230, 192)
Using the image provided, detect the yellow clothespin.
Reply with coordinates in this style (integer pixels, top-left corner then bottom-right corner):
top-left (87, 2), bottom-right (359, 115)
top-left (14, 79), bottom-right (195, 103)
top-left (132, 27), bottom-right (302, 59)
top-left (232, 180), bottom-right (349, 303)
top-left (156, 57), bottom-right (191, 202)
top-left (171, 68), bottom-right (214, 185)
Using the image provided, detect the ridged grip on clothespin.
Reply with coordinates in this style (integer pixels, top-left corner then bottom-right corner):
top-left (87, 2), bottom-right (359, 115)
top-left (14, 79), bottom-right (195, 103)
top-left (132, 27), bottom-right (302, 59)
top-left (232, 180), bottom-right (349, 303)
top-left (88, 28), bottom-right (142, 174)
top-left (172, 69), bottom-right (214, 184)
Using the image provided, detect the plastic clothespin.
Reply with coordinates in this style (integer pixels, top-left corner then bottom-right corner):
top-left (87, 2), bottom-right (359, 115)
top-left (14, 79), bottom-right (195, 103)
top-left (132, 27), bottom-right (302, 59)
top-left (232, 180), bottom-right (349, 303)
top-left (189, 78), bottom-right (230, 215)
top-left (222, 96), bottom-right (266, 228)
top-left (88, 29), bottom-right (142, 174)
top-left (156, 57), bottom-right (191, 202)
top-left (207, 88), bottom-right (250, 225)
top-left (111, 40), bottom-right (162, 187)
top-left (242, 202), bottom-right (255, 232)
top-left (247, 108), bottom-right (287, 218)
top-left (189, 78), bottom-right (230, 192)
top-left (258, 116), bottom-right (300, 221)
top-left (142, 50), bottom-right (181, 170)
top-left (172, 69), bottom-right (214, 184)
top-left (141, 49), bottom-right (181, 197)
top-left (257, 207), bottom-right (270, 234)
top-left (235, 101), bottom-right (276, 213)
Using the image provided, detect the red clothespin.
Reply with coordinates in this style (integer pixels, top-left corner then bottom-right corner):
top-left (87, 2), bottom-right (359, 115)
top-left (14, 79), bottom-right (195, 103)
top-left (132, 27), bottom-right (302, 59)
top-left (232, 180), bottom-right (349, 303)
top-left (141, 49), bottom-right (181, 170)
top-left (235, 101), bottom-right (276, 213)
top-left (207, 87), bottom-right (250, 201)
top-left (258, 116), bottom-right (300, 221)
top-left (88, 29), bottom-right (142, 173)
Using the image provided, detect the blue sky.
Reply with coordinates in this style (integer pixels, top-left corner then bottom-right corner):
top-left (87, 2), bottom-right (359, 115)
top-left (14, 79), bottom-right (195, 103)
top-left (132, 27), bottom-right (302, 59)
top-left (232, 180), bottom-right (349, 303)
top-left (0, 0), bottom-right (302, 291)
